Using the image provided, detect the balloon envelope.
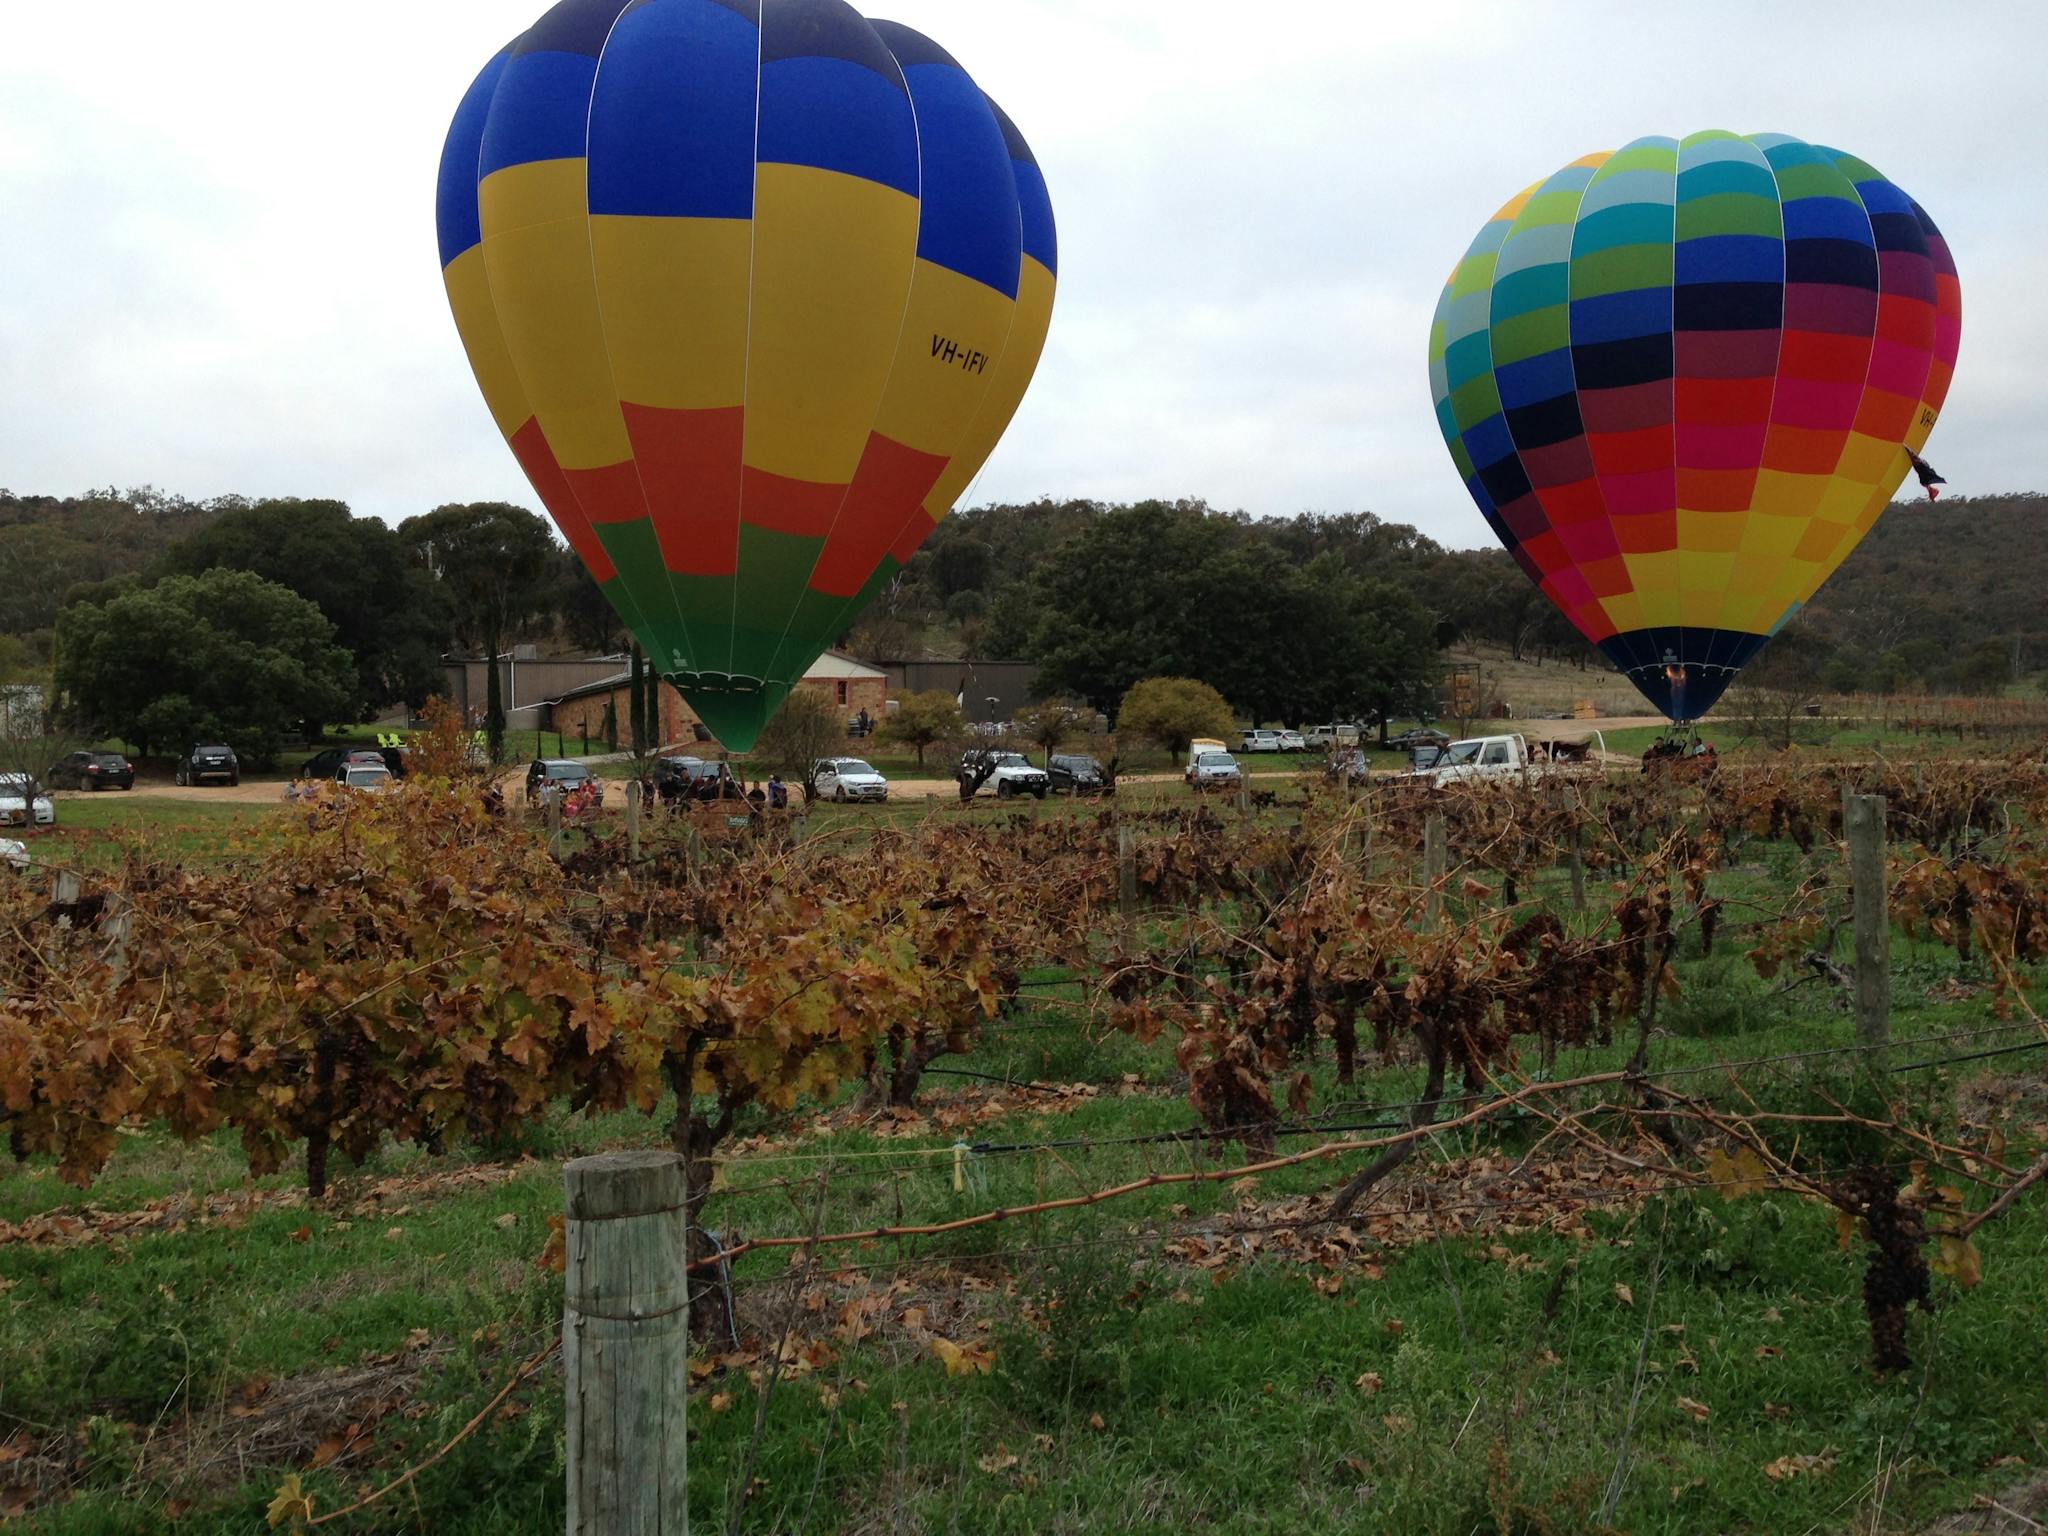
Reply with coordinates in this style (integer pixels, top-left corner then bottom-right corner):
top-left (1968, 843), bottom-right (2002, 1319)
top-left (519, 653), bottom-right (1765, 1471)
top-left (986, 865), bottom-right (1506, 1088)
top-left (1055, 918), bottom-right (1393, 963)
top-left (1428, 132), bottom-right (1959, 721)
top-left (437, 0), bottom-right (1057, 749)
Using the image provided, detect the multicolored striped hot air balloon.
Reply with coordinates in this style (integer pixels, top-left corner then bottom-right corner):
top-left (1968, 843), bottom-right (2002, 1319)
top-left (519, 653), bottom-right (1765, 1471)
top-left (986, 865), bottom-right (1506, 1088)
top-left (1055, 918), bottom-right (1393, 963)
top-left (436, 0), bottom-right (1057, 749)
top-left (1428, 133), bottom-right (1960, 722)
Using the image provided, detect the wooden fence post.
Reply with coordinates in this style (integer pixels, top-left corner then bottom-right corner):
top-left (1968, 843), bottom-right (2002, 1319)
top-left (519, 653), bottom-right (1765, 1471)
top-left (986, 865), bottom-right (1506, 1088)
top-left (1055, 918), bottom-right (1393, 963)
top-left (1117, 825), bottom-right (1138, 938)
top-left (1568, 818), bottom-right (1587, 911)
top-left (565, 1150), bottom-right (689, 1534)
top-left (626, 781), bottom-right (642, 866)
top-left (1423, 812), bottom-right (1447, 925)
top-left (1843, 788), bottom-right (1890, 1058)
top-left (546, 798), bottom-right (564, 862)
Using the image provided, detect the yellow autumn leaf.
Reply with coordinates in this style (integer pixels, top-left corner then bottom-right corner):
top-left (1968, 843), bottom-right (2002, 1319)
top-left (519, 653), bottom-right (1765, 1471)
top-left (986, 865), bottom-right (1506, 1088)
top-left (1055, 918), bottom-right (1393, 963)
top-left (1703, 1145), bottom-right (1771, 1199)
top-left (1676, 1397), bottom-right (1710, 1422)
top-left (266, 1473), bottom-right (315, 1529)
top-left (1613, 1283), bottom-right (1634, 1306)
top-left (931, 1336), bottom-right (996, 1376)
top-left (1930, 1233), bottom-right (1983, 1289)
top-left (1354, 1371), bottom-right (1383, 1396)
top-left (1834, 1208), bottom-right (1862, 1251)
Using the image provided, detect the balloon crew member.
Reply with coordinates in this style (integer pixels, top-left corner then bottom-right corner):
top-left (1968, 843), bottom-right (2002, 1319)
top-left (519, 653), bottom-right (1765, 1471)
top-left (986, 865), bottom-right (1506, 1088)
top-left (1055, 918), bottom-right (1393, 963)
top-left (1907, 450), bottom-right (1947, 501)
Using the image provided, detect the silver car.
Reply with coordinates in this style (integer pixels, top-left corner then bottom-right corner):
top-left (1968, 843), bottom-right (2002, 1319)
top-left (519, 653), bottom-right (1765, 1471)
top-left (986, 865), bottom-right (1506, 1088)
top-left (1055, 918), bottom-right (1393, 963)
top-left (1185, 751), bottom-right (1243, 790)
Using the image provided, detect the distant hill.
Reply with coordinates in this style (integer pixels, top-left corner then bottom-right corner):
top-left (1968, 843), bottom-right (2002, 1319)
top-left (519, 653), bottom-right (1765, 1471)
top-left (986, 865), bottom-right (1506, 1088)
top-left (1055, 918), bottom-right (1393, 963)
top-left (0, 488), bottom-right (224, 635)
top-left (1804, 492), bottom-right (2048, 665)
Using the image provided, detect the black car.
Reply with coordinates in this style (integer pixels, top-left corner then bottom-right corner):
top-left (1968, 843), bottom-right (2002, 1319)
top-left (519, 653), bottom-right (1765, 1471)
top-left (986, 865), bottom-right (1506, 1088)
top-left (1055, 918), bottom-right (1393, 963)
top-left (47, 751), bottom-right (135, 791)
top-left (1047, 753), bottom-right (1112, 796)
top-left (296, 747), bottom-right (350, 781)
top-left (1383, 727), bottom-right (1450, 755)
top-left (175, 744), bottom-right (239, 787)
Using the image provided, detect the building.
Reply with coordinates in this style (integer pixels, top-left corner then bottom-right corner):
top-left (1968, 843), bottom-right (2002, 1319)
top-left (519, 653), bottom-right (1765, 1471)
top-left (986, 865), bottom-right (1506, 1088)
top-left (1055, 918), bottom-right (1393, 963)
top-left (539, 651), bottom-right (888, 752)
top-left (440, 650), bottom-right (629, 732)
top-left (880, 659), bottom-right (1041, 725)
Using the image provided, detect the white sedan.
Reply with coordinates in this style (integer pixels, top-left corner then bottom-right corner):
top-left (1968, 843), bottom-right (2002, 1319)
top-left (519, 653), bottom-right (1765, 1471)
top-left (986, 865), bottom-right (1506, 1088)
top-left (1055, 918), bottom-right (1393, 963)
top-left (0, 774), bottom-right (54, 828)
top-left (0, 838), bottom-right (27, 870)
top-left (812, 758), bottom-right (889, 803)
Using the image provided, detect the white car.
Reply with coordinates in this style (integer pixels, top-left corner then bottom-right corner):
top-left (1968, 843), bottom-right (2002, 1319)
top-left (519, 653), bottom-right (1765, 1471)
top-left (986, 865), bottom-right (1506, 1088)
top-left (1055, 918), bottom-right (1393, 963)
top-left (960, 750), bottom-right (1048, 800)
top-left (1186, 750), bottom-right (1243, 790)
top-left (0, 774), bottom-right (55, 829)
top-left (1238, 729), bottom-right (1283, 753)
top-left (337, 764), bottom-right (395, 793)
top-left (1275, 730), bottom-right (1307, 753)
top-left (813, 757), bottom-right (888, 803)
top-left (0, 838), bottom-right (28, 870)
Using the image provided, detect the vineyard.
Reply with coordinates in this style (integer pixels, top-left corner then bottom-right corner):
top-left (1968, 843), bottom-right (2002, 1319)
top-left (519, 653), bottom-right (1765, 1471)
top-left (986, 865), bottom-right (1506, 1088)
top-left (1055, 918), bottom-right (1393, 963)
top-left (3, 718), bottom-right (2047, 1534)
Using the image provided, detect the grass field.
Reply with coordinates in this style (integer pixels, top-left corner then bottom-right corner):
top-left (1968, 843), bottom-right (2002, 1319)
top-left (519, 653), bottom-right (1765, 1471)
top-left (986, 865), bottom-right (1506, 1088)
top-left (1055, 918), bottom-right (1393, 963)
top-left (4, 785), bottom-right (2047, 1534)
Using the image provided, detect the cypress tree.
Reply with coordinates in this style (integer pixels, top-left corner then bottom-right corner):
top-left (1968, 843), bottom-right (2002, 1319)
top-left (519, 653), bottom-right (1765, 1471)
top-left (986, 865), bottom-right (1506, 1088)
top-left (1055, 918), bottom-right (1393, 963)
top-left (629, 646), bottom-right (647, 755)
top-left (484, 649), bottom-right (506, 766)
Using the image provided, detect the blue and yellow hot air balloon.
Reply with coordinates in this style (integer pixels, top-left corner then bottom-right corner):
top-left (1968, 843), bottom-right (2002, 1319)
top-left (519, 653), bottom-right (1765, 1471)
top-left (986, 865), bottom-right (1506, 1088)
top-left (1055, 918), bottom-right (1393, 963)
top-left (436, 0), bottom-right (1057, 749)
top-left (1428, 133), bottom-right (1960, 721)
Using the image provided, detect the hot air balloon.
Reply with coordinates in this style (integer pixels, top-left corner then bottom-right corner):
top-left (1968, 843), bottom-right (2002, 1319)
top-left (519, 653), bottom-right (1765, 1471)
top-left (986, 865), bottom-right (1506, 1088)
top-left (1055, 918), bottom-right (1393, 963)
top-left (436, 0), bottom-right (1057, 750)
top-left (1428, 133), bottom-right (1959, 722)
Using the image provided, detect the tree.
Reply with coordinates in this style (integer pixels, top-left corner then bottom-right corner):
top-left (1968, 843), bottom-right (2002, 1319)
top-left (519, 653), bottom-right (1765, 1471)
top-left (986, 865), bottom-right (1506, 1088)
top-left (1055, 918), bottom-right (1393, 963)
top-left (1346, 577), bottom-right (1444, 746)
top-left (1725, 620), bottom-right (1835, 750)
top-left (158, 498), bottom-right (446, 714)
top-left (1027, 501), bottom-right (1249, 712)
top-left (1016, 698), bottom-right (1089, 764)
top-left (396, 503), bottom-right (560, 659)
top-left (878, 691), bottom-right (965, 768)
top-left (629, 646), bottom-right (647, 757)
top-left (753, 688), bottom-right (844, 788)
top-left (484, 649), bottom-right (506, 766)
top-left (554, 547), bottom-right (627, 655)
top-left (55, 569), bottom-right (355, 765)
top-left (1116, 677), bottom-right (1234, 758)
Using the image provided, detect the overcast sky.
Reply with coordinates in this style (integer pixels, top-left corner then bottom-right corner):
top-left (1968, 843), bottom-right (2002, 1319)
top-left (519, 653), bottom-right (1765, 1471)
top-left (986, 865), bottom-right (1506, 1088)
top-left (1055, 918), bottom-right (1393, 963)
top-left (3, 1), bottom-right (2042, 551)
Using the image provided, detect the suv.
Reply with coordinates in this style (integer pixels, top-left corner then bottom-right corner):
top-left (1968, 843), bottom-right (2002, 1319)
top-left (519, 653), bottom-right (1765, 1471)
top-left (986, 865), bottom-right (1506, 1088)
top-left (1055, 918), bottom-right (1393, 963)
top-left (812, 757), bottom-right (888, 803)
top-left (1048, 754), bottom-right (1111, 796)
top-left (175, 744), bottom-right (240, 786)
top-left (959, 749), bottom-right (1049, 800)
top-left (1185, 750), bottom-right (1242, 791)
top-left (525, 758), bottom-right (592, 803)
top-left (48, 751), bottom-right (135, 791)
top-left (1238, 729), bottom-right (1283, 754)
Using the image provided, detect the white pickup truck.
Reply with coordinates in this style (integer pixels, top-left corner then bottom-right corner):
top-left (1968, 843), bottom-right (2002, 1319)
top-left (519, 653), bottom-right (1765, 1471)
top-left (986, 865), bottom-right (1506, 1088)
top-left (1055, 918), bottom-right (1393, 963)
top-left (1405, 733), bottom-right (1605, 788)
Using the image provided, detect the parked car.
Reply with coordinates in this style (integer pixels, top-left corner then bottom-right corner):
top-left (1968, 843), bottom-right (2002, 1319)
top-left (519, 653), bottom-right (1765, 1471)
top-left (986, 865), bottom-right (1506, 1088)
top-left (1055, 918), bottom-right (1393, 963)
top-left (812, 757), bottom-right (889, 803)
top-left (0, 774), bottom-right (56, 827)
top-left (1384, 727), bottom-right (1450, 757)
top-left (525, 758), bottom-right (593, 804)
top-left (47, 751), bottom-right (135, 791)
top-left (653, 755), bottom-right (706, 801)
top-left (1048, 753), bottom-right (1112, 796)
top-left (337, 763), bottom-right (394, 793)
top-left (1276, 729), bottom-right (1307, 753)
top-left (0, 837), bottom-right (27, 870)
top-left (958, 750), bottom-right (1048, 799)
top-left (1185, 750), bottom-right (1243, 791)
top-left (175, 744), bottom-right (240, 787)
top-left (297, 747), bottom-right (351, 782)
top-left (1238, 728), bottom-right (1284, 754)
top-left (1305, 724), bottom-right (1362, 748)
top-left (655, 756), bottom-right (745, 802)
